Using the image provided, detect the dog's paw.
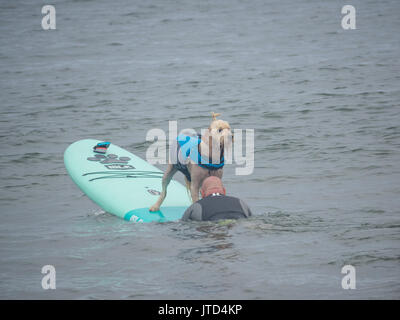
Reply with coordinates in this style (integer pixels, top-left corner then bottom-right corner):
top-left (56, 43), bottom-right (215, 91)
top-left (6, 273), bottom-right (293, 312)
top-left (149, 205), bottom-right (160, 212)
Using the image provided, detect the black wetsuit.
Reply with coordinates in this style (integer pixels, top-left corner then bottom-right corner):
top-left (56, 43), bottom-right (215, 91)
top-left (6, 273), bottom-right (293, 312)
top-left (181, 194), bottom-right (252, 221)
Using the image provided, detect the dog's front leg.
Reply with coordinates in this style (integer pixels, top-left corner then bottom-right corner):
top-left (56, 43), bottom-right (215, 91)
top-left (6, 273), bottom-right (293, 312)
top-left (149, 164), bottom-right (177, 212)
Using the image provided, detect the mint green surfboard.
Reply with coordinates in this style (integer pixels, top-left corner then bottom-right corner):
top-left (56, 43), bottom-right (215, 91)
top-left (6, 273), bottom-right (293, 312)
top-left (64, 139), bottom-right (191, 222)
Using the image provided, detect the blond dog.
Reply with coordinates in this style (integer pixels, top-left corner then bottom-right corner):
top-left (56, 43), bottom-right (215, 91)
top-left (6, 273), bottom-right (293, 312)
top-left (149, 112), bottom-right (233, 212)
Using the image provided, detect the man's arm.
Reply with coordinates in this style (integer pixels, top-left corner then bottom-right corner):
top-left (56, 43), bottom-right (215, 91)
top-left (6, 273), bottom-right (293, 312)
top-left (181, 203), bottom-right (203, 221)
top-left (239, 199), bottom-right (252, 217)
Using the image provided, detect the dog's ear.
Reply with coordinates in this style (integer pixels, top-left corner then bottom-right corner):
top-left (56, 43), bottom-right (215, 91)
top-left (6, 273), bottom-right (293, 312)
top-left (211, 112), bottom-right (221, 121)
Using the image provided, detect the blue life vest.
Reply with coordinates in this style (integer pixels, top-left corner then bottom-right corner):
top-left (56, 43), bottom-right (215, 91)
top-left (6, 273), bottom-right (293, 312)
top-left (177, 134), bottom-right (224, 170)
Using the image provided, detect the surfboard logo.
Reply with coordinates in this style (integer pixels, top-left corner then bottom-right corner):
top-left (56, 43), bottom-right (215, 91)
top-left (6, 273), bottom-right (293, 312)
top-left (105, 164), bottom-right (135, 170)
top-left (129, 215), bottom-right (143, 223)
top-left (87, 153), bottom-right (135, 170)
top-left (146, 188), bottom-right (161, 195)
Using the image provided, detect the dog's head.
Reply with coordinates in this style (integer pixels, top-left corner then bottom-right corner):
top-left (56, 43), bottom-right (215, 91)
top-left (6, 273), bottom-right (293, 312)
top-left (206, 112), bottom-right (233, 150)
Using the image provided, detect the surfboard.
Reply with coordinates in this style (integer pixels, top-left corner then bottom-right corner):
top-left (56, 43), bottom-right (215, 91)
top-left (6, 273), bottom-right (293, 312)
top-left (64, 139), bottom-right (191, 222)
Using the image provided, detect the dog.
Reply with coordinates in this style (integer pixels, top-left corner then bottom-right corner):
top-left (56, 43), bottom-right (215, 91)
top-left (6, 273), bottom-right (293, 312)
top-left (149, 112), bottom-right (233, 212)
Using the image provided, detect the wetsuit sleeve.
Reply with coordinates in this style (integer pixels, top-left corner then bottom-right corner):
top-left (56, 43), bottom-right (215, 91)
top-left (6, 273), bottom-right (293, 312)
top-left (239, 199), bottom-right (252, 217)
top-left (181, 203), bottom-right (203, 221)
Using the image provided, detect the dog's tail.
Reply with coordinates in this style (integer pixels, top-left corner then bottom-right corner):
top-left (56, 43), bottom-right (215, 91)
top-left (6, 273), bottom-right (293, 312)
top-left (211, 112), bottom-right (221, 121)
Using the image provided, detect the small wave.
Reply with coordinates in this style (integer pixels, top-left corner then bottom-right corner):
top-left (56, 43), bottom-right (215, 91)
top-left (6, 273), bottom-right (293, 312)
top-left (332, 107), bottom-right (357, 112)
top-left (342, 253), bottom-right (400, 265)
top-left (92, 209), bottom-right (107, 216)
top-left (262, 111), bottom-right (283, 119)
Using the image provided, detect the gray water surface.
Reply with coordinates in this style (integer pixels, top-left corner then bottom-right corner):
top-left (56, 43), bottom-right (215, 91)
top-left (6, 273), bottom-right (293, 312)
top-left (0, 0), bottom-right (399, 299)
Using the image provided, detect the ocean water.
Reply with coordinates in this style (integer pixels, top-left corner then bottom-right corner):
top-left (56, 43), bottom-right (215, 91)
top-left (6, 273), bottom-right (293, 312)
top-left (0, 0), bottom-right (399, 299)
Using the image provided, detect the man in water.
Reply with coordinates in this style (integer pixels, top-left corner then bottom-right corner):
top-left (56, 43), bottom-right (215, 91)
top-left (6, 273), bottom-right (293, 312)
top-left (181, 176), bottom-right (252, 221)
